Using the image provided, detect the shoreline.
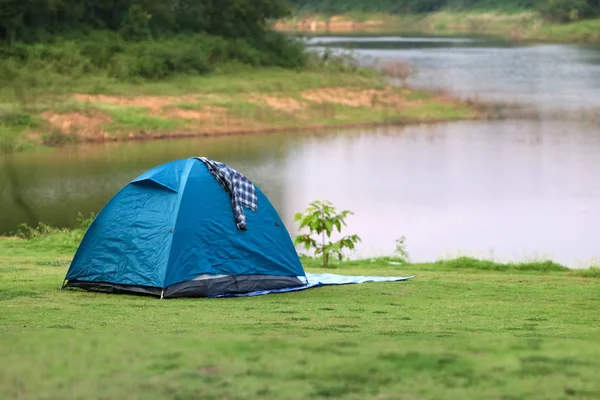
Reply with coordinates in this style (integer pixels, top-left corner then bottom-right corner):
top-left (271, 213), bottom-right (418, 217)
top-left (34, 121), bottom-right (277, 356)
top-left (1, 234), bottom-right (598, 273)
top-left (1, 69), bottom-right (481, 153)
top-left (39, 116), bottom-right (487, 147)
top-left (274, 12), bottom-right (600, 44)
top-left (2, 221), bottom-right (599, 272)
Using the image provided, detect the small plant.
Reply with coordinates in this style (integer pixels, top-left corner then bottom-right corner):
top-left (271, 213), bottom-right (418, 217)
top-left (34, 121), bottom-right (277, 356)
top-left (15, 222), bottom-right (56, 239)
top-left (76, 212), bottom-right (96, 230)
top-left (293, 200), bottom-right (360, 267)
top-left (394, 236), bottom-right (410, 264)
top-left (12, 212), bottom-right (96, 240)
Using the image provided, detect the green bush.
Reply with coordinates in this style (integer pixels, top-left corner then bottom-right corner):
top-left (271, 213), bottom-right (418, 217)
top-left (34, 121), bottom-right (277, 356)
top-left (119, 5), bottom-right (152, 41)
top-left (0, 31), bottom-right (307, 83)
top-left (13, 212), bottom-right (96, 240)
top-left (0, 0), bottom-right (292, 43)
top-left (15, 222), bottom-right (59, 240)
top-left (289, 0), bottom-right (540, 14)
top-left (538, 0), bottom-right (595, 22)
top-left (0, 112), bottom-right (35, 127)
top-left (75, 212), bottom-right (96, 230)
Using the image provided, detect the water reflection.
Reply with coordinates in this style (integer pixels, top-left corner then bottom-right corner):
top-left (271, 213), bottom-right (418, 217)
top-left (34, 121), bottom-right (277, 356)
top-left (2, 120), bottom-right (599, 268)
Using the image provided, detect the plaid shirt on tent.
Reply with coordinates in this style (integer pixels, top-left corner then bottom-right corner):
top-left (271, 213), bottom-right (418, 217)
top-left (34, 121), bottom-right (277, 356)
top-left (197, 157), bottom-right (257, 230)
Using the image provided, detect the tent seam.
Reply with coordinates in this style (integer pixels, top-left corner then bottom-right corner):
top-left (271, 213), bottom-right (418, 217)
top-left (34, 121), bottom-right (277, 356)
top-left (161, 158), bottom-right (195, 289)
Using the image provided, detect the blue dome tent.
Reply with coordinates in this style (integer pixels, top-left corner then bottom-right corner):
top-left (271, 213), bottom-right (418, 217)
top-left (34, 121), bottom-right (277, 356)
top-left (62, 157), bottom-right (306, 298)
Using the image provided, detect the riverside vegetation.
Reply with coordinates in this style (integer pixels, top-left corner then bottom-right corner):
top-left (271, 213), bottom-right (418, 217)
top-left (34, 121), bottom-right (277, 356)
top-left (0, 1), bottom-right (479, 153)
top-left (1, 203), bottom-right (599, 399)
top-left (278, 0), bottom-right (600, 43)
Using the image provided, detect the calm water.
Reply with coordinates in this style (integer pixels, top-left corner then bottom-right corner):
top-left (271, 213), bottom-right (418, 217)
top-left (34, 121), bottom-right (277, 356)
top-left (306, 36), bottom-right (600, 111)
top-left (2, 36), bottom-right (600, 267)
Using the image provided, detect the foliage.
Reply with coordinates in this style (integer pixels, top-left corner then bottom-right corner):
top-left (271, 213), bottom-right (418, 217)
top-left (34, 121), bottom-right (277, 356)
top-left (289, 0), bottom-right (600, 22)
top-left (578, 267), bottom-right (600, 278)
top-left (289, 0), bottom-right (542, 14)
top-left (537, 0), bottom-right (597, 22)
top-left (0, 111), bottom-right (38, 151)
top-left (0, 0), bottom-right (305, 83)
top-left (0, 0), bottom-right (293, 43)
top-left (527, 15), bottom-right (600, 42)
top-left (0, 31), bottom-right (306, 82)
top-left (394, 236), bottom-right (410, 264)
top-left (435, 256), bottom-right (569, 271)
top-left (13, 212), bottom-right (95, 240)
top-left (0, 32), bottom-right (307, 82)
top-left (0, 112), bottom-right (34, 127)
top-left (119, 5), bottom-right (152, 41)
top-left (14, 222), bottom-right (57, 240)
top-left (294, 200), bottom-right (361, 267)
top-left (75, 212), bottom-right (96, 230)
top-left (42, 131), bottom-right (78, 146)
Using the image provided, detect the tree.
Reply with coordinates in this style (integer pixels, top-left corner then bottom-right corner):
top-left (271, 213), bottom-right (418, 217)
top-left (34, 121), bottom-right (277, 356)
top-left (0, 0), bottom-right (27, 43)
top-left (538, 0), bottom-right (594, 22)
top-left (0, 0), bottom-right (295, 43)
top-left (119, 4), bottom-right (151, 41)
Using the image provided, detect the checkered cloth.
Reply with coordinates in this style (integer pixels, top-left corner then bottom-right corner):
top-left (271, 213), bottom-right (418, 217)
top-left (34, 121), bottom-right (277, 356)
top-left (196, 157), bottom-right (257, 230)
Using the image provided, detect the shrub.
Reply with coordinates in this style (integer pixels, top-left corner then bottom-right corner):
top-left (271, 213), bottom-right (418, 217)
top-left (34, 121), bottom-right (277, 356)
top-left (436, 257), bottom-right (569, 272)
top-left (25, 41), bottom-right (93, 77)
top-left (0, 112), bottom-right (34, 127)
top-left (120, 5), bottom-right (152, 41)
top-left (42, 131), bottom-right (77, 146)
top-left (576, 267), bottom-right (600, 278)
top-left (76, 212), bottom-right (96, 229)
top-left (394, 236), bottom-right (410, 264)
top-left (15, 222), bottom-right (58, 239)
top-left (294, 200), bottom-right (361, 267)
top-left (13, 212), bottom-right (96, 240)
top-left (0, 31), bottom-right (307, 83)
top-left (538, 0), bottom-right (594, 22)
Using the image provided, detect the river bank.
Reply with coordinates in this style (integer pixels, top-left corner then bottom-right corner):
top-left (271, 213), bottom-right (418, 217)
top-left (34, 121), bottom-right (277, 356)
top-left (0, 67), bottom-right (480, 153)
top-left (275, 12), bottom-right (600, 43)
top-left (1, 231), bottom-right (599, 399)
top-left (3, 36), bottom-right (599, 264)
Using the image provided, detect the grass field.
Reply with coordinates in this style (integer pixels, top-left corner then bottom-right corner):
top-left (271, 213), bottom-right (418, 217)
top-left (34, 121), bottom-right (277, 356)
top-left (0, 67), bottom-right (478, 152)
top-left (1, 232), bottom-right (599, 399)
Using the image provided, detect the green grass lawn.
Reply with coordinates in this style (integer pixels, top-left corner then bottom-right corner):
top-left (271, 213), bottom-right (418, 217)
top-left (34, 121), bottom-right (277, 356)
top-left (1, 233), bottom-right (599, 400)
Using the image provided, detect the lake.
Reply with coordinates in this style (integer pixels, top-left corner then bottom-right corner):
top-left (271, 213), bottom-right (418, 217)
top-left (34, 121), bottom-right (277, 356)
top-left (2, 35), bottom-right (599, 268)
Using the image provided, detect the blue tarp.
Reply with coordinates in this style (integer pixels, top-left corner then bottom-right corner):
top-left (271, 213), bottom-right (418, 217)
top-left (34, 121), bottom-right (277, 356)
top-left (209, 272), bottom-right (414, 298)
